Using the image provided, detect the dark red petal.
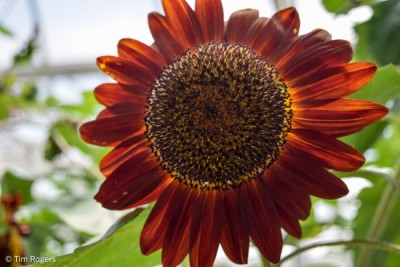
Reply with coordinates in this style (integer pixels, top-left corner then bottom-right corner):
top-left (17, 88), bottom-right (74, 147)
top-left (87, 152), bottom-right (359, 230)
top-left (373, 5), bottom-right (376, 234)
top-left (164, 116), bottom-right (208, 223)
top-left (130, 177), bottom-right (172, 208)
top-left (274, 152), bottom-right (349, 199)
top-left (286, 129), bottom-right (365, 172)
top-left (245, 17), bottom-right (270, 46)
top-left (141, 181), bottom-right (184, 254)
top-left (280, 40), bottom-right (353, 84)
top-left (252, 8), bottom-right (300, 58)
top-left (118, 38), bottom-right (167, 73)
top-left (189, 191), bottom-right (223, 267)
top-left (79, 115), bottom-right (145, 147)
top-left (225, 9), bottom-right (259, 44)
top-left (276, 207), bottom-right (302, 238)
top-left (220, 190), bottom-right (249, 264)
top-left (95, 169), bottom-right (164, 210)
top-left (94, 147), bottom-right (165, 209)
top-left (291, 62), bottom-right (377, 100)
top-left (97, 56), bottom-right (156, 86)
top-left (195, 0), bottom-right (224, 42)
top-left (240, 181), bottom-right (282, 263)
top-left (162, 185), bottom-right (199, 267)
top-left (262, 171), bottom-right (311, 220)
top-left (99, 135), bottom-right (148, 176)
top-left (94, 83), bottom-right (147, 107)
top-left (148, 12), bottom-right (185, 62)
top-left (271, 28), bottom-right (331, 66)
top-left (294, 99), bottom-right (389, 137)
top-left (96, 102), bottom-right (145, 120)
top-left (162, 0), bottom-right (203, 47)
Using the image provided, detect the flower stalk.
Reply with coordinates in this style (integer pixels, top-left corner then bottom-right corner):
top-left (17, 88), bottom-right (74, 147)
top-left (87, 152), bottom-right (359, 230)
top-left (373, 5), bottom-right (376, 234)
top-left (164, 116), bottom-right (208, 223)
top-left (357, 141), bottom-right (400, 266)
top-left (276, 239), bottom-right (400, 266)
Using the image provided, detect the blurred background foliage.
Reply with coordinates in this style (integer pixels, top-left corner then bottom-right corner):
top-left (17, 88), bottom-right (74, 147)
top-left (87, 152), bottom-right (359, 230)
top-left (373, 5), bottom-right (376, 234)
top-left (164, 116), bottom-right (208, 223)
top-left (0, 0), bottom-right (400, 266)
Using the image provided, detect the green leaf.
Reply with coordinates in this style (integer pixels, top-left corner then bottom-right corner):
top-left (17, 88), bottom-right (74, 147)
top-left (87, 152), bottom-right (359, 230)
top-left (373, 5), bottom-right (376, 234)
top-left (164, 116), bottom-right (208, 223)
top-left (24, 209), bottom-right (94, 257)
top-left (0, 93), bottom-right (25, 120)
top-left (13, 35), bottom-right (38, 66)
top-left (355, 0), bottom-right (400, 65)
top-left (44, 135), bottom-right (63, 161)
top-left (52, 121), bottom-right (107, 164)
top-left (322, 0), bottom-right (348, 13)
top-left (334, 165), bottom-right (395, 185)
top-left (101, 208), bottom-right (145, 240)
top-left (0, 24), bottom-right (13, 37)
top-left (373, 120), bottom-right (400, 168)
top-left (322, 0), bottom-right (374, 14)
top-left (1, 171), bottom-right (33, 204)
top-left (34, 208), bottom-right (161, 267)
top-left (24, 210), bottom-right (65, 257)
top-left (21, 83), bottom-right (38, 101)
top-left (341, 120), bottom-right (388, 154)
top-left (61, 91), bottom-right (99, 116)
top-left (353, 181), bottom-right (400, 267)
top-left (354, 22), bottom-right (377, 63)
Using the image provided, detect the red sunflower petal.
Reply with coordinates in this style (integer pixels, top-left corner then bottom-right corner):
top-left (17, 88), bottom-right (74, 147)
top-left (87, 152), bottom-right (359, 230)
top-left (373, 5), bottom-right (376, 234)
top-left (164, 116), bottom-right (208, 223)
top-left (274, 152), bottom-right (349, 199)
top-left (96, 168), bottom-right (168, 210)
top-left (162, 185), bottom-right (199, 267)
top-left (276, 207), bottom-right (302, 238)
top-left (141, 181), bottom-right (184, 255)
top-left (118, 38), bottom-right (167, 72)
top-left (162, 0), bottom-right (203, 47)
top-left (245, 17), bottom-right (270, 46)
top-left (96, 102), bottom-right (145, 120)
top-left (94, 147), bottom-right (165, 209)
top-left (262, 171), bottom-right (311, 220)
top-left (280, 40), bottom-right (353, 84)
top-left (225, 9), bottom-right (259, 44)
top-left (220, 190), bottom-right (249, 265)
top-left (286, 129), bottom-right (365, 172)
top-left (240, 181), bottom-right (282, 263)
top-left (97, 56), bottom-right (156, 86)
top-left (252, 8), bottom-right (300, 59)
top-left (271, 28), bottom-right (331, 66)
top-left (189, 190), bottom-right (223, 267)
top-left (294, 99), bottom-right (389, 137)
top-left (79, 114), bottom-right (145, 147)
top-left (94, 83), bottom-right (147, 107)
top-left (148, 12), bottom-right (185, 62)
top-left (195, 0), bottom-right (224, 42)
top-left (99, 135), bottom-right (148, 176)
top-left (131, 177), bottom-right (172, 208)
top-left (291, 62), bottom-right (377, 100)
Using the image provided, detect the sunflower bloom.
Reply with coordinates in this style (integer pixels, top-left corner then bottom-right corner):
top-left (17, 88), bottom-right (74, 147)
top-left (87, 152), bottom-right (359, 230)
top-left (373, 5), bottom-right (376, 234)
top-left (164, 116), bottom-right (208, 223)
top-left (79, 0), bottom-right (388, 266)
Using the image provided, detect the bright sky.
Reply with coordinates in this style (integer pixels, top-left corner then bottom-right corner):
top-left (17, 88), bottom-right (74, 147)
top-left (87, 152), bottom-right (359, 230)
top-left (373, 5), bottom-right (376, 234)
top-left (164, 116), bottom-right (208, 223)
top-left (0, 0), bottom-right (373, 69)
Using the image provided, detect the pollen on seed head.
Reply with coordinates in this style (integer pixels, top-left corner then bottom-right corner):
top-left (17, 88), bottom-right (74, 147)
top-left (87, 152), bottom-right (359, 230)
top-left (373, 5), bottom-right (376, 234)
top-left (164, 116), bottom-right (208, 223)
top-left (145, 42), bottom-right (292, 191)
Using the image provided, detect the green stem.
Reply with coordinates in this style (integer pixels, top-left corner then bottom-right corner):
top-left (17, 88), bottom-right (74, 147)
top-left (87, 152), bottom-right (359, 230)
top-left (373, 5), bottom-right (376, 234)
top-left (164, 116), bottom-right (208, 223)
top-left (276, 239), bottom-right (400, 266)
top-left (260, 254), bottom-right (272, 267)
top-left (356, 157), bottom-right (400, 267)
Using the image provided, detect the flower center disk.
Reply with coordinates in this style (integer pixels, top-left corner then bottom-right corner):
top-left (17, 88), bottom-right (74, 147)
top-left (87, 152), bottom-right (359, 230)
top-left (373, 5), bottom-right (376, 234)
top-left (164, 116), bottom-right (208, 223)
top-left (145, 42), bottom-right (292, 190)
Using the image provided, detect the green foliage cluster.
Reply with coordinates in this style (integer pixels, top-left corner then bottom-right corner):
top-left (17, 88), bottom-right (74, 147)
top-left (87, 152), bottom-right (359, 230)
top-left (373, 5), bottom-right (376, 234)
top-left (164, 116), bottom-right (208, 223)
top-left (0, 0), bottom-right (400, 266)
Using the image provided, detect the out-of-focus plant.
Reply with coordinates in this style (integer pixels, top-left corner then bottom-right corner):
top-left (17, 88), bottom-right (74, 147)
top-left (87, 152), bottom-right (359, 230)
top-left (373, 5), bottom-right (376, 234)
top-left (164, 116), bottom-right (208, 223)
top-left (322, 1), bottom-right (400, 267)
top-left (0, 23), bottom-right (105, 266)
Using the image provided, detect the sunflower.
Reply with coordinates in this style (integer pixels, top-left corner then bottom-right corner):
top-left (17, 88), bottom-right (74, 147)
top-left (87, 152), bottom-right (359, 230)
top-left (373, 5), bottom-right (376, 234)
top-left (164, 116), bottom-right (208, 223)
top-left (79, 0), bottom-right (388, 266)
